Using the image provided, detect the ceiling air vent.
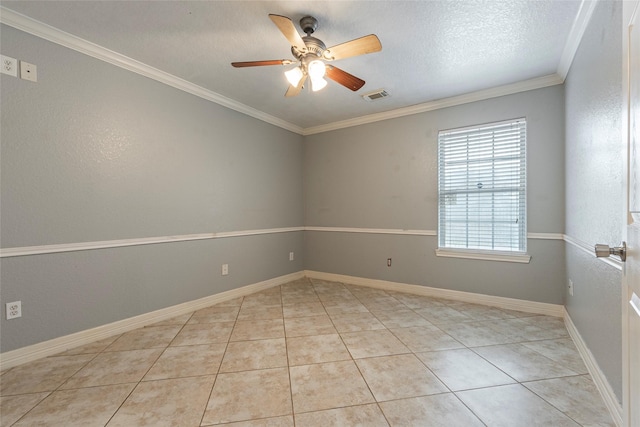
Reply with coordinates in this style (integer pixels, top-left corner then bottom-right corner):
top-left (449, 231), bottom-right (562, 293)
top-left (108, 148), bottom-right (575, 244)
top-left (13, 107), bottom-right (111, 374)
top-left (362, 89), bottom-right (389, 102)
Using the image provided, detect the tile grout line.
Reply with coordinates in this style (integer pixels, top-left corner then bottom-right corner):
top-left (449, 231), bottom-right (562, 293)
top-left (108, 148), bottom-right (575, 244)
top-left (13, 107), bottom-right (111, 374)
top-left (107, 311), bottom-right (194, 426)
top-left (8, 342), bottom-right (111, 427)
top-left (289, 277), bottom-right (319, 426)
top-left (332, 283), bottom-right (381, 412)
top-left (305, 279), bottom-right (387, 423)
top-left (271, 283), bottom-right (297, 426)
top-left (2, 278), bottom-right (611, 426)
top-left (329, 280), bottom-right (475, 426)
top-left (197, 305), bottom-right (238, 427)
top-left (341, 282), bottom-right (591, 426)
top-left (464, 333), bottom-right (591, 426)
top-left (355, 286), bottom-right (489, 427)
top-left (520, 375), bottom-right (595, 426)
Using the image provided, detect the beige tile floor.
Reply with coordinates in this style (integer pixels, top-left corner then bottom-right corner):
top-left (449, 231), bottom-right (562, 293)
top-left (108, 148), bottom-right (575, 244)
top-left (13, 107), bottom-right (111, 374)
top-left (0, 278), bottom-right (615, 426)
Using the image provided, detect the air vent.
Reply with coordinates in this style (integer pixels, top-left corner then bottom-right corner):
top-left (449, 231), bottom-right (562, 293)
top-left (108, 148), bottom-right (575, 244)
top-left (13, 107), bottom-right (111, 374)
top-left (362, 89), bottom-right (389, 101)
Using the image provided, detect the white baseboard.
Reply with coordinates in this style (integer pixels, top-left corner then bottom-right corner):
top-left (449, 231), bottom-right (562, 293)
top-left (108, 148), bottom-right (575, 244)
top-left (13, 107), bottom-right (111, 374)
top-left (564, 309), bottom-right (623, 427)
top-left (308, 271), bottom-right (622, 424)
top-left (0, 271), bottom-right (304, 371)
top-left (1, 269), bottom-right (623, 427)
top-left (2, 265), bottom-right (609, 409)
top-left (305, 270), bottom-right (564, 317)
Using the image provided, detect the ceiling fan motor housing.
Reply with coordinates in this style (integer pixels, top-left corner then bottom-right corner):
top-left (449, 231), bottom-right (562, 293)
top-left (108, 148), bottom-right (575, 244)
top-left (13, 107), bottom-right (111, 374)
top-left (291, 36), bottom-right (326, 59)
top-left (290, 16), bottom-right (326, 59)
top-left (302, 36), bottom-right (326, 56)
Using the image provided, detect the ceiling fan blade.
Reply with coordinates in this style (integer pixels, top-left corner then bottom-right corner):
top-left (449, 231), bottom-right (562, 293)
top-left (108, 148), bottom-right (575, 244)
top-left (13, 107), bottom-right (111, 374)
top-left (232, 60), bottom-right (293, 68)
top-left (323, 34), bottom-right (382, 61)
top-left (325, 65), bottom-right (365, 91)
top-left (285, 75), bottom-right (308, 97)
top-left (269, 14), bottom-right (306, 51)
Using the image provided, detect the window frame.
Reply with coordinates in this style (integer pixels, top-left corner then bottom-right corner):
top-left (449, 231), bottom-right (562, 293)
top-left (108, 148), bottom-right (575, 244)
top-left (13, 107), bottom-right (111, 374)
top-left (436, 118), bottom-right (530, 263)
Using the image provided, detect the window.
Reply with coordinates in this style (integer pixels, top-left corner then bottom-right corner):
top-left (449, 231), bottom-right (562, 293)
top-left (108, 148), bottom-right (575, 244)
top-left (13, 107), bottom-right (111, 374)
top-left (437, 118), bottom-right (527, 260)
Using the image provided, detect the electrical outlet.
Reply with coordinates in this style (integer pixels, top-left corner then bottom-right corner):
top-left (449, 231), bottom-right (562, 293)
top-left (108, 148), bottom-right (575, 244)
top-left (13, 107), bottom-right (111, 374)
top-left (568, 279), bottom-right (574, 296)
top-left (0, 55), bottom-right (18, 77)
top-left (289, 252), bottom-right (294, 261)
top-left (6, 301), bottom-right (22, 320)
top-left (221, 263), bottom-right (229, 276)
top-left (387, 258), bottom-right (392, 267)
top-left (20, 60), bottom-right (37, 82)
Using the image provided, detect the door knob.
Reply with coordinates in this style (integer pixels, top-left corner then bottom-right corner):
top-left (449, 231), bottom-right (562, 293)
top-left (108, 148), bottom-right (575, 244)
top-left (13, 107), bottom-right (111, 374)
top-left (594, 242), bottom-right (626, 262)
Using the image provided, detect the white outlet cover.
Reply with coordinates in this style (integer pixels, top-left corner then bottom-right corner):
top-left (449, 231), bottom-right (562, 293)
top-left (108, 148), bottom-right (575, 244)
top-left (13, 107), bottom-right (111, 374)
top-left (20, 60), bottom-right (37, 82)
top-left (6, 301), bottom-right (22, 320)
top-left (1, 55), bottom-right (18, 77)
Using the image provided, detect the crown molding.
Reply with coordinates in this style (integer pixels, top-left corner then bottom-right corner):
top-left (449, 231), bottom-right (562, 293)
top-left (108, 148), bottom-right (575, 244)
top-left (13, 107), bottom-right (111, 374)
top-left (1, 2), bottom-right (591, 136)
top-left (0, 7), bottom-right (304, 135)
top-left (557, 0), bottom-right (599, 80)
top-left (302, 74), bottom-right (564, 135)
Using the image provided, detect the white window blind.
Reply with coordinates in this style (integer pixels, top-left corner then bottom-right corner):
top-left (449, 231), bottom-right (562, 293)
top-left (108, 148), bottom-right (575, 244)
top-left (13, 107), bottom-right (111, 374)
top-left (438, 118), bottom-right (526, 253)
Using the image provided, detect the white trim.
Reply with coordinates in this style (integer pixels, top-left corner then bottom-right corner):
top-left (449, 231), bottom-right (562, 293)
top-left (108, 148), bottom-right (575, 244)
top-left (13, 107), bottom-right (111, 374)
top-left (0, 227), bottom-right (568, 258)
top-left (435, 248), bottom-right (531, 264)
top-left (0, 7), bottom-right (304, 135)
top-left (527, 232), bottom-right (565, 240)
top-left (305, 227), bottom-right (563, 240)
top-left (305, 270), bottom-right (564, 317)
top-left (0, 7), bottom-right (567, 136)
top-left (557, 0), bottom-right (599, 80)
top-left (564, 309), bottom-right (623, 426)
top-left (0, 3), bottom-right (594, 136)
top-left (0, 271), bottom-right (304, 371)
top-left (0, 227), bottom-right (304, 258)
top-left (563, 234), bottom-right (623, 271)
top-left (0, 269), bottom-right (564, 371)
top-left (304, 227), bottom-right (437, 236)
top-left (302, 74), bottom-right (564, 135)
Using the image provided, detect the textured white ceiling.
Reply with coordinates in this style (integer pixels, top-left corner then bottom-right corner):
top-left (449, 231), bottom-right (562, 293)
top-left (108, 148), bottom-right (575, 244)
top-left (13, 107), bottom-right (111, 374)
top-left (1, 1), bottom-right (582, 131)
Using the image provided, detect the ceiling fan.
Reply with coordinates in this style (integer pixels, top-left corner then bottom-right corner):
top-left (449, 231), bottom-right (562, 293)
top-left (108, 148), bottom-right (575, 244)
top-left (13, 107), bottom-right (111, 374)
top-left (231, 14), bottom-right (382, 97)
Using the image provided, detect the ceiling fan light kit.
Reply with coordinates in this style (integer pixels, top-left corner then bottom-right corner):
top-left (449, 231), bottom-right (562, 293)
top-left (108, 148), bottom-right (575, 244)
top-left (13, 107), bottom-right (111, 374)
top-left (285, 66), bottom-right (304, 87)
top-left (311, 76), bottom-right (327, 92)
top-left (231, 14), bottom-right (381, 97)
top-left (307, 59), bottom-right (327, 91)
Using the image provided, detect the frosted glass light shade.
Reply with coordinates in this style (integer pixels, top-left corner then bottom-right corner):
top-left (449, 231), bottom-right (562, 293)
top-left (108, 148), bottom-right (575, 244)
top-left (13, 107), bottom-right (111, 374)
top-left (311, 77), bottom-right (327, 91)
top-left (285, 67), bottom-right (303, 87)
top-left (307, 60), bottom-right (326, 80)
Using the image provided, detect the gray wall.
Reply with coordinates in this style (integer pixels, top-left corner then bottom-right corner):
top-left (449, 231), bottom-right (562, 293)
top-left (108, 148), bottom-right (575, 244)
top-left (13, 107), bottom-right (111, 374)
top-left (0, 25), bottom-right (304, 352)
top-left (1, 9), bottom-right (625, 412)
top-left (564, 0), bottom-right (623, 403)
top-left (304, 86), bottom-right (566, 304)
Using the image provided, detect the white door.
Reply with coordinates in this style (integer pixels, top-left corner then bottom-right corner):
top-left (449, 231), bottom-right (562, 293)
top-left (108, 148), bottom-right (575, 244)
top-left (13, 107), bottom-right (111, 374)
top-left (623, 1), bottom-right (640, 426)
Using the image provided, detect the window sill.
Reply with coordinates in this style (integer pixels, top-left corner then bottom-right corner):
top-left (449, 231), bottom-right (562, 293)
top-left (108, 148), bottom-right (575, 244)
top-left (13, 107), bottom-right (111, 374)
top-left (435, 248), bottom-right (531, 264)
